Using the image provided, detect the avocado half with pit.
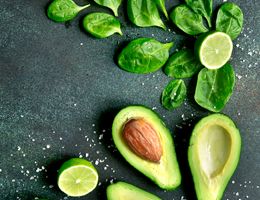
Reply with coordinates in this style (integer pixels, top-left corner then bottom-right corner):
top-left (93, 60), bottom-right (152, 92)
top-left (188, 114), bottom-right (241, 200)
top-left (107, 181), bottom-right (161, 200)
top-left (112, 105), bottom-right (181, 190)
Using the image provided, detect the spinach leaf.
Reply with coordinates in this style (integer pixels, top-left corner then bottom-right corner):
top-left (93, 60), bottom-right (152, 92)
top-left (164, 49), bottom-right (203, 78)
top-left (47, 0), bottom-right (90, 22)
top-left (170, 5), bottom-right (208, 35)
top-left (185, 0), bottom-right (213, 27)
top-left (118, 38), bottom-right (173, 74)
top-left (161, 79), bottom-right (187, 110)
top-left (127, 0), bottom-right (166, 30)
top-left (94, 0), bottom-right (122, 17)
top-left (216, 2), bottom-right (243, 40)
top-left (83, 13), bottom-right (122, 38)
top-left (195, 63), bottom-right (235, 112)
top-left (155, 0), bottom-right (169, 19)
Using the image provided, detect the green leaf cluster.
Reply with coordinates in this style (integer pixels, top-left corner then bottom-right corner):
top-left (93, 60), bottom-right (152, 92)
top-left (47, 0), bottom-right (123, 38)
top-left (170, 0), bottom-right (243, 40)
top-left (47, 0), bottom-right (244, 112)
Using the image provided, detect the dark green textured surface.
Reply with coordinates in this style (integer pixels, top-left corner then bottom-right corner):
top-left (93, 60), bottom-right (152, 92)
top-left (0, 0), bottom-right (259, 199)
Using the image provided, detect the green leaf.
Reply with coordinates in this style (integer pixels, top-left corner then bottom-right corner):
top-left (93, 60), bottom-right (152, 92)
top-left (185, 0), bottom-right (213, 27)
top-left (164, 49), bottom-right (203, 78)
top-left (216, 2), bottom-right (243, 40)
top-left (155, 0), bottom-right (169, 19)
top-left (195, 63), bottom-right (235, 112)
top-left (47, 0), bottom-right (90, 22)
top-left (83, 12), bottom-right (122, 38)
top-left (170, 5), bottom-right (208, 36)
top-left (127, 0), bottom-right (166, 30)
top-left (94, 0), bottom-right (122, 16)
top-left (118, 38), bottom-right (173, 74)
top-left (161, 79), bottom-right (187, 110)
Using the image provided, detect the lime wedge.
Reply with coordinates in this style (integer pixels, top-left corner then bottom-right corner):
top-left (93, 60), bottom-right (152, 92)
top-left (58, 158), bottom-right (98, 197)
top-left (195, 31), bottom-right (233, 69)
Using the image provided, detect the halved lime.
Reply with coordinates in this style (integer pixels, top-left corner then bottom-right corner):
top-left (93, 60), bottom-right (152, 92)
top-left (58, 158), bottom-right (98, 197)
top-left (195, 31), bottom-right (233, 69)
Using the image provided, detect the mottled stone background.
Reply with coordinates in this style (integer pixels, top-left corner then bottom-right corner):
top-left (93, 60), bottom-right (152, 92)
top-left (0, 0), bottom-right (259, 199)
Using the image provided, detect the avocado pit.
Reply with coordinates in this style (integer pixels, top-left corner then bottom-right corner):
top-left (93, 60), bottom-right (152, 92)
top-left (122, 119), bottom-right (162, 163)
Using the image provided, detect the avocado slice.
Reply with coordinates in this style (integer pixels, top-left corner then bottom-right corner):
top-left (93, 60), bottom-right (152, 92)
top-left (106, 181), bottom-right (161, 200)
top-left (112, 105), bottom-right (181, 190)
top-left (188, 114), bottom-right (241, 200)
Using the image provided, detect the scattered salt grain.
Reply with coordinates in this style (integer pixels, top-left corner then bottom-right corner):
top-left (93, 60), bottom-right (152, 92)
top-left (236, 74), bottom-right (242, 79)
top-left (99, 134), bottom-right (104, 140)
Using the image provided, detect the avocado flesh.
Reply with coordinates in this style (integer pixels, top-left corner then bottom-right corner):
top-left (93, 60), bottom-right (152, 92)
top-left (106, 182), bottom-right (161, 200)
top-left (112, 106), bottom-right (181, 190)
top-left (188, 114), bottom-right (241, 200)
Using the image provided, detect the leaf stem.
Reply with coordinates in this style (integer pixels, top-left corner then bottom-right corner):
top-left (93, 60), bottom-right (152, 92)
top-left (80, 4), bottom-right (90, 11)
top-left (206, 16), bottom-right (212, 28)
top-left (112, 8), bottom-right (118, 17)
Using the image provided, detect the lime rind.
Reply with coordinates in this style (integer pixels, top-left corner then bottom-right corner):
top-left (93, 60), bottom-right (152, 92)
top-left (58, 158), bottom-right (98, 197)
top-left (197, 32), bottom-right (233, 69)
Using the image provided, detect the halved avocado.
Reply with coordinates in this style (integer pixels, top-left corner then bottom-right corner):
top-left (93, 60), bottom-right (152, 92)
top-left (106, 181), bottom-right (161, 200)
top-left (112, 105), bottom-right (181, 190)
top-left (188, 114), bottom-right (241, 200)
